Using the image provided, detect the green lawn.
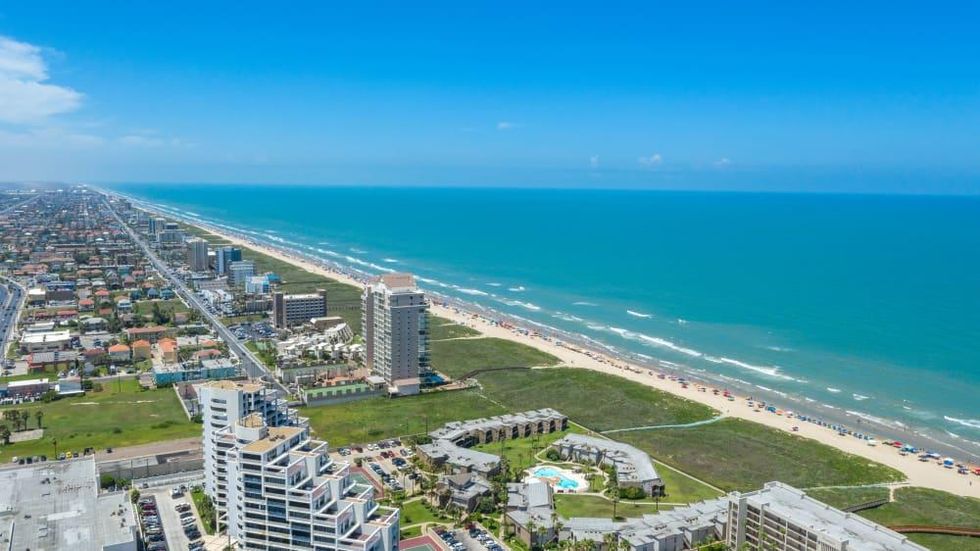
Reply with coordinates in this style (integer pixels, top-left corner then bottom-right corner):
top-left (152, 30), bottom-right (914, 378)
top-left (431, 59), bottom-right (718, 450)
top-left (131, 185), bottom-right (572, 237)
top-left (616, 418), bottom-right (905, 492)
top-left (430, 337), bottom-right (561, 379)
top-left (473, 367), bottom-right (716, 432)
top-left (0, 379), bottom-right (199, 459)
top-left (399, 499), bottom-right (444, 526)
top-left (804, 486), bottom-right (890, 510)
top-left (246, 340), bottom-right (277, 369)
top-left (554, 495), bottom-right (670, 519)
top-left (429, 317), bottom-right (481, 340)
top-left (859, 487), bottom-right (980, 551)
top-left (133, 298), bottom-right (189, 318)
top-left (300, 389), bottom-right (506, 446)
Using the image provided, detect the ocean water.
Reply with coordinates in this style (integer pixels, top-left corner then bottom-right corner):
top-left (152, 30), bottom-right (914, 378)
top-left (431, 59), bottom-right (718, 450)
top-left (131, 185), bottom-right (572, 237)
top-left (108, 184), bottom-right (980, 456)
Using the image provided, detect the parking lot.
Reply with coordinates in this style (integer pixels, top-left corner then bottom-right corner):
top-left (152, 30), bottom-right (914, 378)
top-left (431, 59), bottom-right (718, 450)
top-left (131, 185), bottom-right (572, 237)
top-left (142, 484), bottom-right (206, 551)
top-left (435, 526), bottom-right (506, 551)
top-left (334, 438), bottom-right (419, 494)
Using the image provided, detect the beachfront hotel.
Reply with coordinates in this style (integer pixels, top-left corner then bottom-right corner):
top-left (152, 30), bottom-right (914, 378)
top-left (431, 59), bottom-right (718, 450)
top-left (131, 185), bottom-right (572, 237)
top-left (273, 289), bottom-right (329, 328)
top-left (361, 273), bottom-right (429, 395)
top-left (199, 380), bottom-right (399, 551)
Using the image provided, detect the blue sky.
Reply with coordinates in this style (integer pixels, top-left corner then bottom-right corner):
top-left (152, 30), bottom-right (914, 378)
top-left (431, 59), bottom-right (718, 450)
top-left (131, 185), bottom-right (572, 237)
top-left (0, 2), bottom-right (978, 192)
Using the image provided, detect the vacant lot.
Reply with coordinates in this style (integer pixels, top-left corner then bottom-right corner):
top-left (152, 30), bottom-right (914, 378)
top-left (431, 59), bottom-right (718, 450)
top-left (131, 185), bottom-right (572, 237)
top-left (430, 337), bottom-right (560, 379)
top-left (301, 389), bottom-right (506, 446)
top-left (804, 486), bottom-right (890, 510)
top-left (616, 419), bottom-right (905, 492)
top-left (0, 379), bottom-right (199, 460)
top-left (428, 318), bottom-right (481, 341)
top-left (475, 367), bottom-right (716, 432)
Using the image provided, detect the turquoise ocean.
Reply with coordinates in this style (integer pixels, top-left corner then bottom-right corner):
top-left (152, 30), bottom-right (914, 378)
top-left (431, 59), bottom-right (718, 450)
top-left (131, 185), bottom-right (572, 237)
top-left (108, 184), bottom-right (980, 459)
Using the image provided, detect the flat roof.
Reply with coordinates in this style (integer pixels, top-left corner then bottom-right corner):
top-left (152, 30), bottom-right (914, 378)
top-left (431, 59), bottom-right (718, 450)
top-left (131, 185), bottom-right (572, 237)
top-left (0, 458), bottom-right (137, 550)
top-left (242, 426), bottom-right (305, 453)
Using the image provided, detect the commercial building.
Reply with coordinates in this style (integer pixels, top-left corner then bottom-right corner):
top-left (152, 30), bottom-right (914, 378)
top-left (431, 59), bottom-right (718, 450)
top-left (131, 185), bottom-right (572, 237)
top-left (0, 457), bottom-right (138, 551)
top-left (186, 237), bottom-right (210, 271)
top-left (273, 289), bottom-right (328, 328)
top-left (199, 380), bottom-right (399, 551)
top-left (554, 434), bottom-right (664, 496)
top-left (20, 329), bottom-right (72, 353)
top-left (215, 246), bottom-right (243, 274)
top-left (361, 273), bottom-right (429, 395)
top-left (229, 260), bottom-right (256, 286)
top-left (726, 482), bottom-right (928, 551)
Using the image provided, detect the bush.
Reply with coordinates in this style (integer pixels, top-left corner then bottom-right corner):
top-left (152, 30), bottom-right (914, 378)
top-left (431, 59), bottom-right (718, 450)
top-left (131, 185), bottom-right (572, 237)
top-left (619, 486), bottom-right (647, 500)
top-left (544, 448), bottom-right (561, 461)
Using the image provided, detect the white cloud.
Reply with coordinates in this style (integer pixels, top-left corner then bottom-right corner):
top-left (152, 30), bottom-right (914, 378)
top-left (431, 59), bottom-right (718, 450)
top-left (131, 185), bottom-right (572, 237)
top-left (589, 155), bottom-right (600, 169)
top-left (0, 36), bottom-right (82, 124)
top-left (714, 157), bottom-right (731, 167)
top-left (496, 121), bottom-right (518, 130)
top-left (638, 152), bottom-right (663, 166)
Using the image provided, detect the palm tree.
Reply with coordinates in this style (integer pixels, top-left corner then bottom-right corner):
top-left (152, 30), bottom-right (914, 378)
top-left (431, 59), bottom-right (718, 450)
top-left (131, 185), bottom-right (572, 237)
top-left (19, 410), bottom-right (29, 432)
top-left (0, 424), bottom-right (9, 445)
top-left (610, 493), bottom-right (620, 521)
top-left (35, 410), bottom-right (43, 430)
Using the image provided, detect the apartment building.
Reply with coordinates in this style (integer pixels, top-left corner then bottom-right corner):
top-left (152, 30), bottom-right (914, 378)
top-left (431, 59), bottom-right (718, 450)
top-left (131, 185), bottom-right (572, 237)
top-left (361, 273), bottom-right (428, 395)
top-left (554, 433), bottom-right (664, 496)
top-left (726, 482), bottom-right (927, 551)
top-left (215, 246), bottom-right (243, 274)
top-left (273, 290), bottom-right (328, 328)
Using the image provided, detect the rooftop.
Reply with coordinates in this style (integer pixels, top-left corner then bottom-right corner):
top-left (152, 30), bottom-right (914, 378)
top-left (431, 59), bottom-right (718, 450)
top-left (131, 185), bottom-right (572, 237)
top-left (0, 458), bottom-right (137, 551)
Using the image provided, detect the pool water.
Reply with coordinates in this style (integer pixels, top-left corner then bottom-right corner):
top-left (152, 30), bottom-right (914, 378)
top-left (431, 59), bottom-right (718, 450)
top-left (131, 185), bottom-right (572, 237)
top-left (532, 466), bottom-right (580, 490)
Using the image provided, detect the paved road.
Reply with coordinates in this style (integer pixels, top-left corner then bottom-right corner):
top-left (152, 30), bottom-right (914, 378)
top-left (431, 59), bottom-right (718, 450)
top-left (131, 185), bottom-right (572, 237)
top-left (0, 277), bottom-right (24, 363)
top-left (101, 194), bottom-right (286, 393)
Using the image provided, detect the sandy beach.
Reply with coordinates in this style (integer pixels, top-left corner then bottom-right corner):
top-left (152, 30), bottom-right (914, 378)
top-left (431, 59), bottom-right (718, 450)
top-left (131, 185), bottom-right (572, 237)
top-left (169, 215), bottom-right (980, 500)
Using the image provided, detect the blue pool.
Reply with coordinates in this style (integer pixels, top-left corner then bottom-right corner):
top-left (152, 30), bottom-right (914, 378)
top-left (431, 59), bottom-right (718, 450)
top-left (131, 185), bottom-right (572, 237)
top-left (532, 466), bottom-right (580, 490)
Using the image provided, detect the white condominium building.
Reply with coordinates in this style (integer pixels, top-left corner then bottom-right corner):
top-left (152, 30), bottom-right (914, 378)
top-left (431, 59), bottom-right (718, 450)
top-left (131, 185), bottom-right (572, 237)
top-left (199, 381), bottom-right (295, 516)
top-left (361, 273), bottom-right (429, 395)
top-left (199, 380), bottom-right (399, 551)
top-left (727, 482), bottom-right (927, 551)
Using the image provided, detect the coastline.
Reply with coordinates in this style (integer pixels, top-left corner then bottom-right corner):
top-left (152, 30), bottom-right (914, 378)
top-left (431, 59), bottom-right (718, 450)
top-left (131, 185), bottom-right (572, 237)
top-left (115, 194), bottom-right (980, 499)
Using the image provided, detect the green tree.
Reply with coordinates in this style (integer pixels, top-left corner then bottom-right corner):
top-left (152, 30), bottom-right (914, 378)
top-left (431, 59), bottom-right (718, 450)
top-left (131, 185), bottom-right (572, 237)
top-left (35, 410), bottom-right (43, 429)
top-left (0, 424), bottom-right (10, 445)
top-left (19, 410), bottom-right (29, 432)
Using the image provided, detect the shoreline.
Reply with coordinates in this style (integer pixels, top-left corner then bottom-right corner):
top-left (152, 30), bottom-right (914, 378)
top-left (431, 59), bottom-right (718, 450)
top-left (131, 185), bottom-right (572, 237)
top-left (116, 194), bottom-right (980, 499)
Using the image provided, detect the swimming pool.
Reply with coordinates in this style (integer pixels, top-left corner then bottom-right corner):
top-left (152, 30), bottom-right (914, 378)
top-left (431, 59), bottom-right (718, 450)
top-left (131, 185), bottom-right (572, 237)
top-left (530, 466), bottom-right (583, 490)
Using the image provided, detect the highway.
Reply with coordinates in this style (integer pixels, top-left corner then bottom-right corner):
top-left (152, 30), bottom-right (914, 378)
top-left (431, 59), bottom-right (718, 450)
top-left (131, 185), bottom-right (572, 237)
top-left (101, 195), bottom-right (286, 393)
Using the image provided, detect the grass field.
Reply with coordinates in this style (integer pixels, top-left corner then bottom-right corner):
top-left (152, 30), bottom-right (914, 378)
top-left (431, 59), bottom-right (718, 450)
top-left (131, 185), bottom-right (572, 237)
top-left (616, 418), bottom-right (905, 492)
top-left (133, 298), bottom-right (190, 318)
top-left (430, 337), bottom-right (561, 379)
top-left (0, 379), bottom-right (199, 459)
top-left (859, 487), bottom-right (980, 551)
top-left (300, 389), bottom-right (506, 446)
top-left (653, 460), bottom-right (725, 503)
top-left (190, 487), bottom-right (217, 535)
top-left (804, 486), bottom-right (890, 510)
top-left (245, 340), bottom-right (277, 369)
top-left (474, 367), bottom-right (716, 432)
top-left (554, 494), bottom-right (670, 519)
